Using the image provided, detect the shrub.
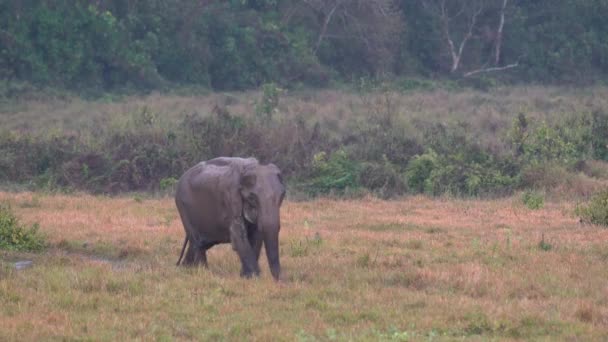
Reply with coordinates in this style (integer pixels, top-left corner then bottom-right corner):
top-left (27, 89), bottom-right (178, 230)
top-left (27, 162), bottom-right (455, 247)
top-left (519, 163), bottom-right (571, 190)
top-left (305, 150), bottom-right (361, 195)
top-left (576, 189), bottom-right (608, 226)
top-left (405, 151), bottom-right (437, 193)
top-left (414, 124), bottom-right (519, 196)
top-left (0, 205), bottom-right (46, 252)
top-left (423, 153), bottom-right (517, 196)
top-left (359, 158), bottom-right (406, 198)
top-left (591, 110), bottom-right (608, 160)
top-left (159, 177), bottom-right (178, 192)
top-left (521, 119), bottom-right (591, 165)
top-left (522, 190), bottom-right (544, 209)
top-left (255, 82), bottom-right (283, 122)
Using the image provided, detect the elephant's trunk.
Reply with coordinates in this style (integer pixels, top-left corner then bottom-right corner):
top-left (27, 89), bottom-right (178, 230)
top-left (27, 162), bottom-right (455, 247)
top-left (263, 228), bottom-right (281, 281)
top-left (259, 202), bottom-right (281, 281)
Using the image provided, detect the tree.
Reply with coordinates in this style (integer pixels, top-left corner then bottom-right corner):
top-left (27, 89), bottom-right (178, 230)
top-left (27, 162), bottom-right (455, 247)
top-left (291, 0), bottom-right (403, 75)
top-left (421, 0), bottom-right (518, 77)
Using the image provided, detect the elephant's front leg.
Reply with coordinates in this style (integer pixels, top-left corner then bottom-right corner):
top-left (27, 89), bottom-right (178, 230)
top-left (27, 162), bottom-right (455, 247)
top-left (230, 218), bottom-right (260, 278)
top-left (247, 226), bottom-right (263, 262)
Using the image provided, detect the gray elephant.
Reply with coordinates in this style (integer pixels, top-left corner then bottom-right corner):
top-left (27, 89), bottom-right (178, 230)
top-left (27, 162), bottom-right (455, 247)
top-left (175, 157), bottom-right (286, 280)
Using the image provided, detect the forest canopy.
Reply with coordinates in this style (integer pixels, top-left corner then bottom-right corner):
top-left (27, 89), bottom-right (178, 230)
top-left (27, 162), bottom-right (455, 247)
top-left (1, 0), bottom-right (608, 92)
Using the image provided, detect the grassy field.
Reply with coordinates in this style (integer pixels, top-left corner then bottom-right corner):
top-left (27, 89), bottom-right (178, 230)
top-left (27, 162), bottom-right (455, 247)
top-left (1, 191), bottom-right (607, 341)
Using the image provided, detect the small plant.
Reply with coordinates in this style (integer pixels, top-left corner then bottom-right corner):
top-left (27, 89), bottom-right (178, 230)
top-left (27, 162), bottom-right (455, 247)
top-left (255, 82), bottom-right (282, 121)
top-left (0, 204), bottom-right (46, 252)
top-left (289, 233), bottom-right (323, 257)
top-left (356, 253), bottom-right (371, 268)
top-left (537, 234), bottom-right (552, 251)
top-left (306, 150), bottom-right (361, 195)
top-left (159, 177), bottom-right (178, 194)
top-left (522, 190), bottom-right (544, 210)
top-left (576, 189), bottom-right (608, 226)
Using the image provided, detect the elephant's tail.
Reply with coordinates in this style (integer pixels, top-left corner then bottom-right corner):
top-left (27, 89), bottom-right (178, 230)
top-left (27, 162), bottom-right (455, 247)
top-left (176, 236), bottom-right (188, 266)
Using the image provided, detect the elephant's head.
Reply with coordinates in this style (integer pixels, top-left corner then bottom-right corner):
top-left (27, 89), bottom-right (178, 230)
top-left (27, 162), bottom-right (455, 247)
top-left (239, 163), bottom-right (285, 280)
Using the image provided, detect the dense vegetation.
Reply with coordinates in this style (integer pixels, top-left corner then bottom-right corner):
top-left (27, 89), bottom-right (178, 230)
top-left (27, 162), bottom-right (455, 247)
top-left (1, 86), bottom-right (608, 199)
top-left (2, 0), bottom-right (608, 94)
top-left (2, 1), bottom-right (608, 200)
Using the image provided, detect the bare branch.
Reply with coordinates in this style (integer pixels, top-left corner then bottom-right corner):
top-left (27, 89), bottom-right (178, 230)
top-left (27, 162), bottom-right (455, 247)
top-left (494, 0), bottom-right (509, 65)
top-left (281, 3), bottom-right (302, 25)
top-left (454, 2), bottom-right (482, 71)
top-left (463, 62), bottom-right (519, 77)
top-left (437, 0), bottom-right (460, 72)
top-left (313, 0), bottom-right (343, 55)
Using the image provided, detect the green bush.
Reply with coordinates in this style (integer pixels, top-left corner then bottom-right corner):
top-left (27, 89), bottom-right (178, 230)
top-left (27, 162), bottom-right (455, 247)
top-left (424, 154), bottom-right (517, 196)
top-left (159, 177), bottom-right (178, 195)
top-left (591, 111), bottom-right (608, 160)
top-left (255, 83), bottom-right (282, 122)
top-left (405, 151), bottom-right (437, 193)
top-left (576, 190), bottom-right (608, 226)
top-left (0, 205), bottom-right (46, 252)
top-left (414, 124), bottom-right (519, 196)
top-left (306, 150), bottom-right (361, 195)
top-left (522, 190), bottom-right (544, 210)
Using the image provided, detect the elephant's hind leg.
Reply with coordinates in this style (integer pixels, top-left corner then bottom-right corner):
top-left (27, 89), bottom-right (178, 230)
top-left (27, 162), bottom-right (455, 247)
top-left (182, 238), bottom-right (197, 266)
top-left (195, 241), bottom-right (219, 268)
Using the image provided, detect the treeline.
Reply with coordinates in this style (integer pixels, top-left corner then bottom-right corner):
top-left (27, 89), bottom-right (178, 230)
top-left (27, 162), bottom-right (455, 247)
top-left (1, 0), bottom-right (608, 92)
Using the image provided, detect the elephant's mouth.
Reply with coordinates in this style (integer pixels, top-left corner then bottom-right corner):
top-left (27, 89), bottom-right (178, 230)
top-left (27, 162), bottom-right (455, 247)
top-left (243, 211), bottom-right (255, 224)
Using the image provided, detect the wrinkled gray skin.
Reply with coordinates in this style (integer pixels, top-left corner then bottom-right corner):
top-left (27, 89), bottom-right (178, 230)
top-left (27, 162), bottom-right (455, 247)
top-left (175, 157), bottom-right (286, 280)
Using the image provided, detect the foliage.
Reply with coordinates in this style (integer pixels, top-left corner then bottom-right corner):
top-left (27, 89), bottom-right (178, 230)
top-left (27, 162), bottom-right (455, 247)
top-left (423, 152), bottom-right (517, 196)
top-left (405, 151), bottom-right (437, 194)
top-left (159, 177), bottom-right (178, 194)
top-left (255, 82), bottom-right (282, 121)
top-left (305, 150), bottom-right (361, 196)
top-left (2, 1), bottom-right (608, 92)
top-left (0, 204), bottom-right (46, 252)
top-left (2, 90), bottom-right (608, 198)
top-left (591, 111), bottom-right (608, 160)
top-left (415, 123), bottom-right (519, 196)
top-left (576, 190), bottom-right (608, 226)
top-left (522, 190), bottom-right (544, 210)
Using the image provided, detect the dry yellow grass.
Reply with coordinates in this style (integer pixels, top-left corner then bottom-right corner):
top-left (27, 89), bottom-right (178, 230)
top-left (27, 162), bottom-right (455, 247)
top-left (3, 86), bottom-right (608, 135)
top-left (1, 192), bottom-right (607, 341)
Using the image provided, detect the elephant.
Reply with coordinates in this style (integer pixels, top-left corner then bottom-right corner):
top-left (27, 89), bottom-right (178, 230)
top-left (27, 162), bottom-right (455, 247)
top-left (175, 157), bottom-right (286, 280)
